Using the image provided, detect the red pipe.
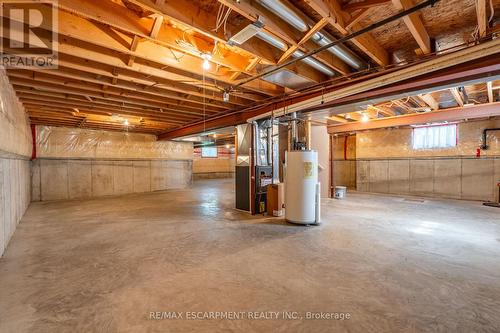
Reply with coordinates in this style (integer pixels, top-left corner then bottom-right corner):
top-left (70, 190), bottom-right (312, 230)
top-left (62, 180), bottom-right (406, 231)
top-left (31, 124), bottom-right (36, 160)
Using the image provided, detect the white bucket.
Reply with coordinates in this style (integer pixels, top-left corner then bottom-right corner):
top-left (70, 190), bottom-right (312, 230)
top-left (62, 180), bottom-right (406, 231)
top-left (334, 186), bottom-right (347, 199)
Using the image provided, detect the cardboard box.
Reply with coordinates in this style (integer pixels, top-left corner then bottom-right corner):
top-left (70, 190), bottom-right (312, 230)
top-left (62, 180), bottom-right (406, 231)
top-left (267, 183), bottom-right (285, 217)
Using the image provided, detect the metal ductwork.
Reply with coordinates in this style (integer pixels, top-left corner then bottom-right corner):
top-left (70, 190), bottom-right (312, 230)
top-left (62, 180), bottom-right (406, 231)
top-left (257, 0), bottom-right (367, 70)
top-left (256, 31), bottom-right (287, 51)
top-left (255, 31), bottom-right (336, 76)
top-left (293, 50), bottom-right (335, 76)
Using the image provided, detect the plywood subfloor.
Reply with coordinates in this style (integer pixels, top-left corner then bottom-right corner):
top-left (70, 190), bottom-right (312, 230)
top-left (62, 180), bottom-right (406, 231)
top-left (1, 179), bottom-right (499, 332)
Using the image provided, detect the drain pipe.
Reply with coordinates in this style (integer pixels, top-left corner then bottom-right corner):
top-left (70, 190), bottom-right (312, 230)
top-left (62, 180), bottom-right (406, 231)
top-left (480, 128), bottom-right (500, 150)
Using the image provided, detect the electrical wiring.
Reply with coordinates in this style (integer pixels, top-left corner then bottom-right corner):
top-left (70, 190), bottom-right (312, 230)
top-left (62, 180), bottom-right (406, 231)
top-left (212, 3), bottom-right (232, 34)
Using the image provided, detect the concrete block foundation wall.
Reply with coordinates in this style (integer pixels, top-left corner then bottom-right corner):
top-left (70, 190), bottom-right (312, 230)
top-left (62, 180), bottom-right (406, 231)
top-left (32, 159), bottom-right (193, 201)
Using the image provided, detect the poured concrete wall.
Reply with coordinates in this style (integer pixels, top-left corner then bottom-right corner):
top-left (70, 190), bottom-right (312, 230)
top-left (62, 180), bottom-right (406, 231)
top-left (193, 147), bottom-right (235, 180)
top-left (310, 125), bottom-right (331, 197)
top-left (331, 134), bottom-right (357, 191)
top-left (0, 68), bottom-right (32, 257)
top-left (0, 158), bottom-right (31, 257)
top-left (32, 159), bottom-right (192, 201)
top-left (32, 126), bottom-right (194, 201)
top-left (340, 118), bottom-right (500, 201)
top-left (356, 158), bottom-right (500, 201)
top-left (193, 158), bottom-right (235, 179)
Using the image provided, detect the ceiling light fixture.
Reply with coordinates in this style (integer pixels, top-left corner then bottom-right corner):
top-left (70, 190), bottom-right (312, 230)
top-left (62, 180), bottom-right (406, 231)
top-left (223, 91), bottom-right (230, 102)
top-left (227, 16), bottom-right (264, 46)
top-left (361, 113), bottom-right (369, 122)
top-left (124, 119), bottom-right (129, 126)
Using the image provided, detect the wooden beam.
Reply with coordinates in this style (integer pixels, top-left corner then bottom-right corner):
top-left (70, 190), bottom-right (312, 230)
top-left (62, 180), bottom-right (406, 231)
top-left (16, 93), bottom-right (201, 120)
top-left (1, 18), bottom-right (280, 100)
top-left (35, 62), bottom-right (247, 107)
top-left (476, 0), bottom-right (487, 38)
top-left (304, 0), bottom-right (389, 66)
top-left (278, 17), bottom-right (329, 64)
top-left (392, 0), bottom-right (431, 54)
top-left (128, 35), bottom-right (141, 66)
top-left (392, 100), bottom-right (412, 113)
top-left (328, 102), bottom-right (500, 134)
top-left (7, 69), bottom-right (230, 111)
top-left (8, 75), bottom-right (222, 116)
top-left (156, 46), bottom-right (500, 139)
top-left (368, 105), bottom-right (395, 116)
top-left (216, 0), bottom-right (350, 75)
top-left (57, 0), bottom-right (276, 66)
top-left (487, 81), bottom-right (494, 103)
top-left (343, 0), bottom-right (390, 12)
top-left (417, 93), bottom-right (439, 110)
top-left (326, 115), bottom-right (350, 123)
top-left (123, 0), bottom-right (274, 58)
top-left (44, 0), bottom-right (284, 96)
top-left (25, 103), bottom-right (189, 124)
top-left (449, 87), bottom-right (464, 107)
top-left (345, 8), bottom-right (371, 31)
top-left (230, 57), bottom-right (261, 81)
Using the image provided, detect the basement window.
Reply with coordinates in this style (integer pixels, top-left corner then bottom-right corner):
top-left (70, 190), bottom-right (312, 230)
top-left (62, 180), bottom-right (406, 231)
top-left (412, 124), bottom-right (457, 150)
top-left (201, 147), bottom-right (218, 158)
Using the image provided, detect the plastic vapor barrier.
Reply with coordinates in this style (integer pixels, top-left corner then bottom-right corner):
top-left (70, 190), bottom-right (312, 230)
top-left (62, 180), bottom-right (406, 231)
top-left (36, 126), bottom-right (193, 160)
top-left (356, 119), bottom-right (500, 159)
top-left (0, 67), bottom-right (32, 157)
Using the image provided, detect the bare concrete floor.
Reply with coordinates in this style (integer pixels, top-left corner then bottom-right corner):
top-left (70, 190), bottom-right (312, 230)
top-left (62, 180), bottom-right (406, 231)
top-left (1, 179), bottom-right (500, 332)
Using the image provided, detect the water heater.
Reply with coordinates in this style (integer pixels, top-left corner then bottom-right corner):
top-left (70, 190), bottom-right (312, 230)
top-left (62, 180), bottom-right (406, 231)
top-left (285, 150), bottom-right (320, 225)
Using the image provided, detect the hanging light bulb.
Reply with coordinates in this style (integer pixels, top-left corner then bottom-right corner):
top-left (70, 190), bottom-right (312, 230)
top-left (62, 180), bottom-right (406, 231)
top-left (203, 58), bottom-right (210, 70)
top-left (201, 53), bottom-right (211, 70)
top-left (223, 91), bottom-right (230, 102)
top-left (124, 119), bottom-right (129, 126)
top-left (361, 112), bottom-right (369, 122)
